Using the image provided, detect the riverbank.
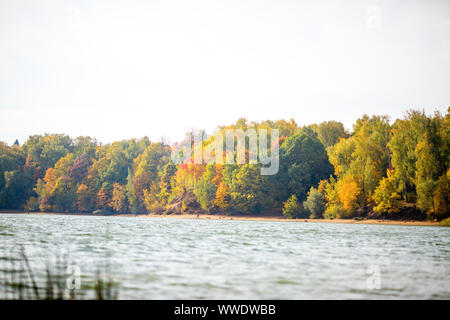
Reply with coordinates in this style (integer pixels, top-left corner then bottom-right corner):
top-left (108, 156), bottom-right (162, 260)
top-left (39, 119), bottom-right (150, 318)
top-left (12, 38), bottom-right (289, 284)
top-left (0, 210), bottom-right (441, 226)
top-left (138, 213), bottom-right (440, 226)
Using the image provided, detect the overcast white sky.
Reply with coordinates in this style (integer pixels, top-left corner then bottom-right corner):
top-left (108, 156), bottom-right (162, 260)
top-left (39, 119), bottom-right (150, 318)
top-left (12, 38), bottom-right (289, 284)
top-left (1, 0), bottom-right (449, 145)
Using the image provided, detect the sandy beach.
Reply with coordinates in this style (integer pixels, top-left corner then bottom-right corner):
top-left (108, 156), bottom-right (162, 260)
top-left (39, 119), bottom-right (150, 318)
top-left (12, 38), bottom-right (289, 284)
top-left (1, 211), bottom-right (440, 227)
top-left (137, 213), bottom-right (440, 226)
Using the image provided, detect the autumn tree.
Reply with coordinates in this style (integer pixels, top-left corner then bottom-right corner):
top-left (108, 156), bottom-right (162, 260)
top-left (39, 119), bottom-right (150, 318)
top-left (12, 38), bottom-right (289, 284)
top-left (0, 111), bottom-right (447, 220)
top-left (111, 183), bottom-right (128, 213)
top-left (372, 170), bottom-right (401, 215)
top-left (415, 112), bottom-right (448, 219)
top-left (21, 134), bottom-right (73, 177)
top-left (388, 110), bottom-right (428, 201)
top-left (52, 177), bottom-right (76, 212)
top-left (133, 142), bottom-right (170, 210)
top-left (157, 162), bottom-right (177, 205)
top-left (68, 153), bottom-right (90, 184)
top-left (76, 184), bottom-right (93, 212)
top-left (337, 174), bottom-right (361, 217)
top-left (96, 184), bottom-right (112, 211)
top-left (214, 182), bottom-right (230, 210)
top-left (326, 115), bottom-right (391, 215)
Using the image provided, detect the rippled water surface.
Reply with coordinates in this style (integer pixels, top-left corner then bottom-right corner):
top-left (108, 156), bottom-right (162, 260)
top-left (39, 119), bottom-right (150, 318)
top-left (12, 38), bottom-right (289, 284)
top-left (0, 213), bottom-right (449, 299)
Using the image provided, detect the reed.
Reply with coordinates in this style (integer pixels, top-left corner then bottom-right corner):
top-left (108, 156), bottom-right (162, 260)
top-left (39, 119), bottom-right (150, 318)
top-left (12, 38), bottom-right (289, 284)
top-left (0, 245), bottom-right (119, 300)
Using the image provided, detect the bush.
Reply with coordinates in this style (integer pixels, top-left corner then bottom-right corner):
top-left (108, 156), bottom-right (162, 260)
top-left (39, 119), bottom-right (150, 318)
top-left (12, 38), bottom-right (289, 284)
top-left (24, 196), bottom-right (40, 212)
top-left (439, 218), bottom-right (450, 227)
top-left (303, 187), bottom-right (326, 219)
top-left (282, 194), bottom-right (307, 218)
top-left (323, 204), bottom-right (346, 219)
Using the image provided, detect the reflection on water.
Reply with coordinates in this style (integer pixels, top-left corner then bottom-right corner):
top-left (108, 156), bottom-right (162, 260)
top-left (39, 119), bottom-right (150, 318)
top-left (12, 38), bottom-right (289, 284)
top-left (0, 213), bottom-right (449, 299)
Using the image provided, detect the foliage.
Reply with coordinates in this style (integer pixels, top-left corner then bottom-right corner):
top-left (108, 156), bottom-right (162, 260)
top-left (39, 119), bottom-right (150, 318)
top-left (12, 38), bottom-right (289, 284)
top-left (111, 183), bottom-right (128, 213)
top-left (337, 174), bottom-right (361, 216)
top-left (432, 173), bottom-right (449, 219)
top-left (313, 121), bottom-right (349, 148)
top-left (282, 194), bottom-right (305, 218)
top-left (388, 110), bottom-right (428, 201)
top-left (214, 182), bottom-right (230, 210)
top-left (0, 110), bottom-right (448, 221)
top-left (303, 187), bottom-right (326, 219)
top-left (24, 196), bottom-right (40, 212)
top-left (229, 164), bottom-right (272, 214)
top-left (372, 170), bottom-right (401, 214)
top-left (275, 128), bottom-right (333, 203)
top-left (323, 204), bottom-right (346, 219)
top-left (76, 184), bottom-right (93, 212)
top-left (194, 178), bottom-right (217, 211)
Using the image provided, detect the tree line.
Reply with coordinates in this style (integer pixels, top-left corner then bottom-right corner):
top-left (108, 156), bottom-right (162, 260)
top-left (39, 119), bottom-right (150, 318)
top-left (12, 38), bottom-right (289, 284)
top-left (0, 109), bottom-right (448, 220)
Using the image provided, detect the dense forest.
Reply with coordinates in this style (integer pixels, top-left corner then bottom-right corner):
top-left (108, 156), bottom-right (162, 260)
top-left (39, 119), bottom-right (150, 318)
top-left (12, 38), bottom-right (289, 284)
top-left (0, 109), bottom-right (448, 220)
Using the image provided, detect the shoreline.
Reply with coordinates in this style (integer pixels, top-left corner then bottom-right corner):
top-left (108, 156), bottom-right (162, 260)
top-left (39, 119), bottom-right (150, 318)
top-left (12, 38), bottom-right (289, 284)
top-left (139, 213), bottom-right (440, 226)
top-left (0, 210), bottom-right (441, 227)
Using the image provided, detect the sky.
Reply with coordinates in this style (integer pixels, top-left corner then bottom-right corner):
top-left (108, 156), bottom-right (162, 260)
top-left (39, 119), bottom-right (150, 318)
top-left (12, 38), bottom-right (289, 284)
top-left (1, 0), bottom-right (449, 145)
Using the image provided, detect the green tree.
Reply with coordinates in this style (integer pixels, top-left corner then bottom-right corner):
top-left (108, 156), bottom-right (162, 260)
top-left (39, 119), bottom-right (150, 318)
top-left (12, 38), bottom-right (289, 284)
top-left (230, 164), bottom-right (272, 214)
top-left (432, 172), bottom-right (449, 219)
top-left (314, 121), bottom-right (349, 148)
top-left (52, 176), bottom-right (76, 212)
top-left (194, 178), bottom-right (217, 211)
top-left (133, 142), bottom-right (170, 209)
top-left (0, 142), bottom-right (30, 209)
top-left (0, 170), bottom-right (33, 210)
top-left (303, 187), bottom-right (326, 219)
top-left (415, 112), bottom-right (448, 218)
top-left (352, 115), bottom-right (391, 204)
top-left (282, 194), bottom-right (304, 218)
top-left (157, 162), bottom-right (177, 205)
top-left (275, 128), bottom-right (333, 203)
top-left (22, 134), bottom-right (73, 176)
top-left (326, 115), bottom-right (391, 215)
top-left (388, 110), bottom-right (428, 201)
top-left (126, 168), bottom-right (139, 214)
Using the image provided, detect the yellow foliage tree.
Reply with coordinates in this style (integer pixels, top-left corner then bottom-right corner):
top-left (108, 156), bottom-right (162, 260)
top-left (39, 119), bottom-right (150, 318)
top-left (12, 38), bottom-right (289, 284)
top-left (111, 183), bottom-right (127, 213)
top-left (282, 194), bottom-right (303, 218)
top-left (338, 175), bottom-right (361, 214)
top-left (214, 182), bottom-right (230, 210)
top-left (372, 170), bottom-right (401, 214)
top-left (328, 138), bottom-right (356, 176)
top-left (211, 165), bottom-right (224, 186)
top-left (96, 186), bottom-right (110, 210)
top-left (143, 184), bottom-right (162, 213)
top-left (43, 168), bottom-right (57, 193)
top-left (432, 172), bottom-right (449, 219)
top-left (76, 184), bottom-right (91, 212)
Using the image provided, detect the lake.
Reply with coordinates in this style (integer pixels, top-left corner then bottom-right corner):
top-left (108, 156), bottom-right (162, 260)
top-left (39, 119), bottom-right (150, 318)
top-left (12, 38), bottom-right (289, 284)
top-left (0, 213), bottom-right (449, 299)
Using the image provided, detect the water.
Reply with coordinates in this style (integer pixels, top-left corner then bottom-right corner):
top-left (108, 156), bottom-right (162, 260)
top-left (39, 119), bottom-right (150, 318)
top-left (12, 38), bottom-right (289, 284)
top-left (0, 213), bottom-right (449, 299)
